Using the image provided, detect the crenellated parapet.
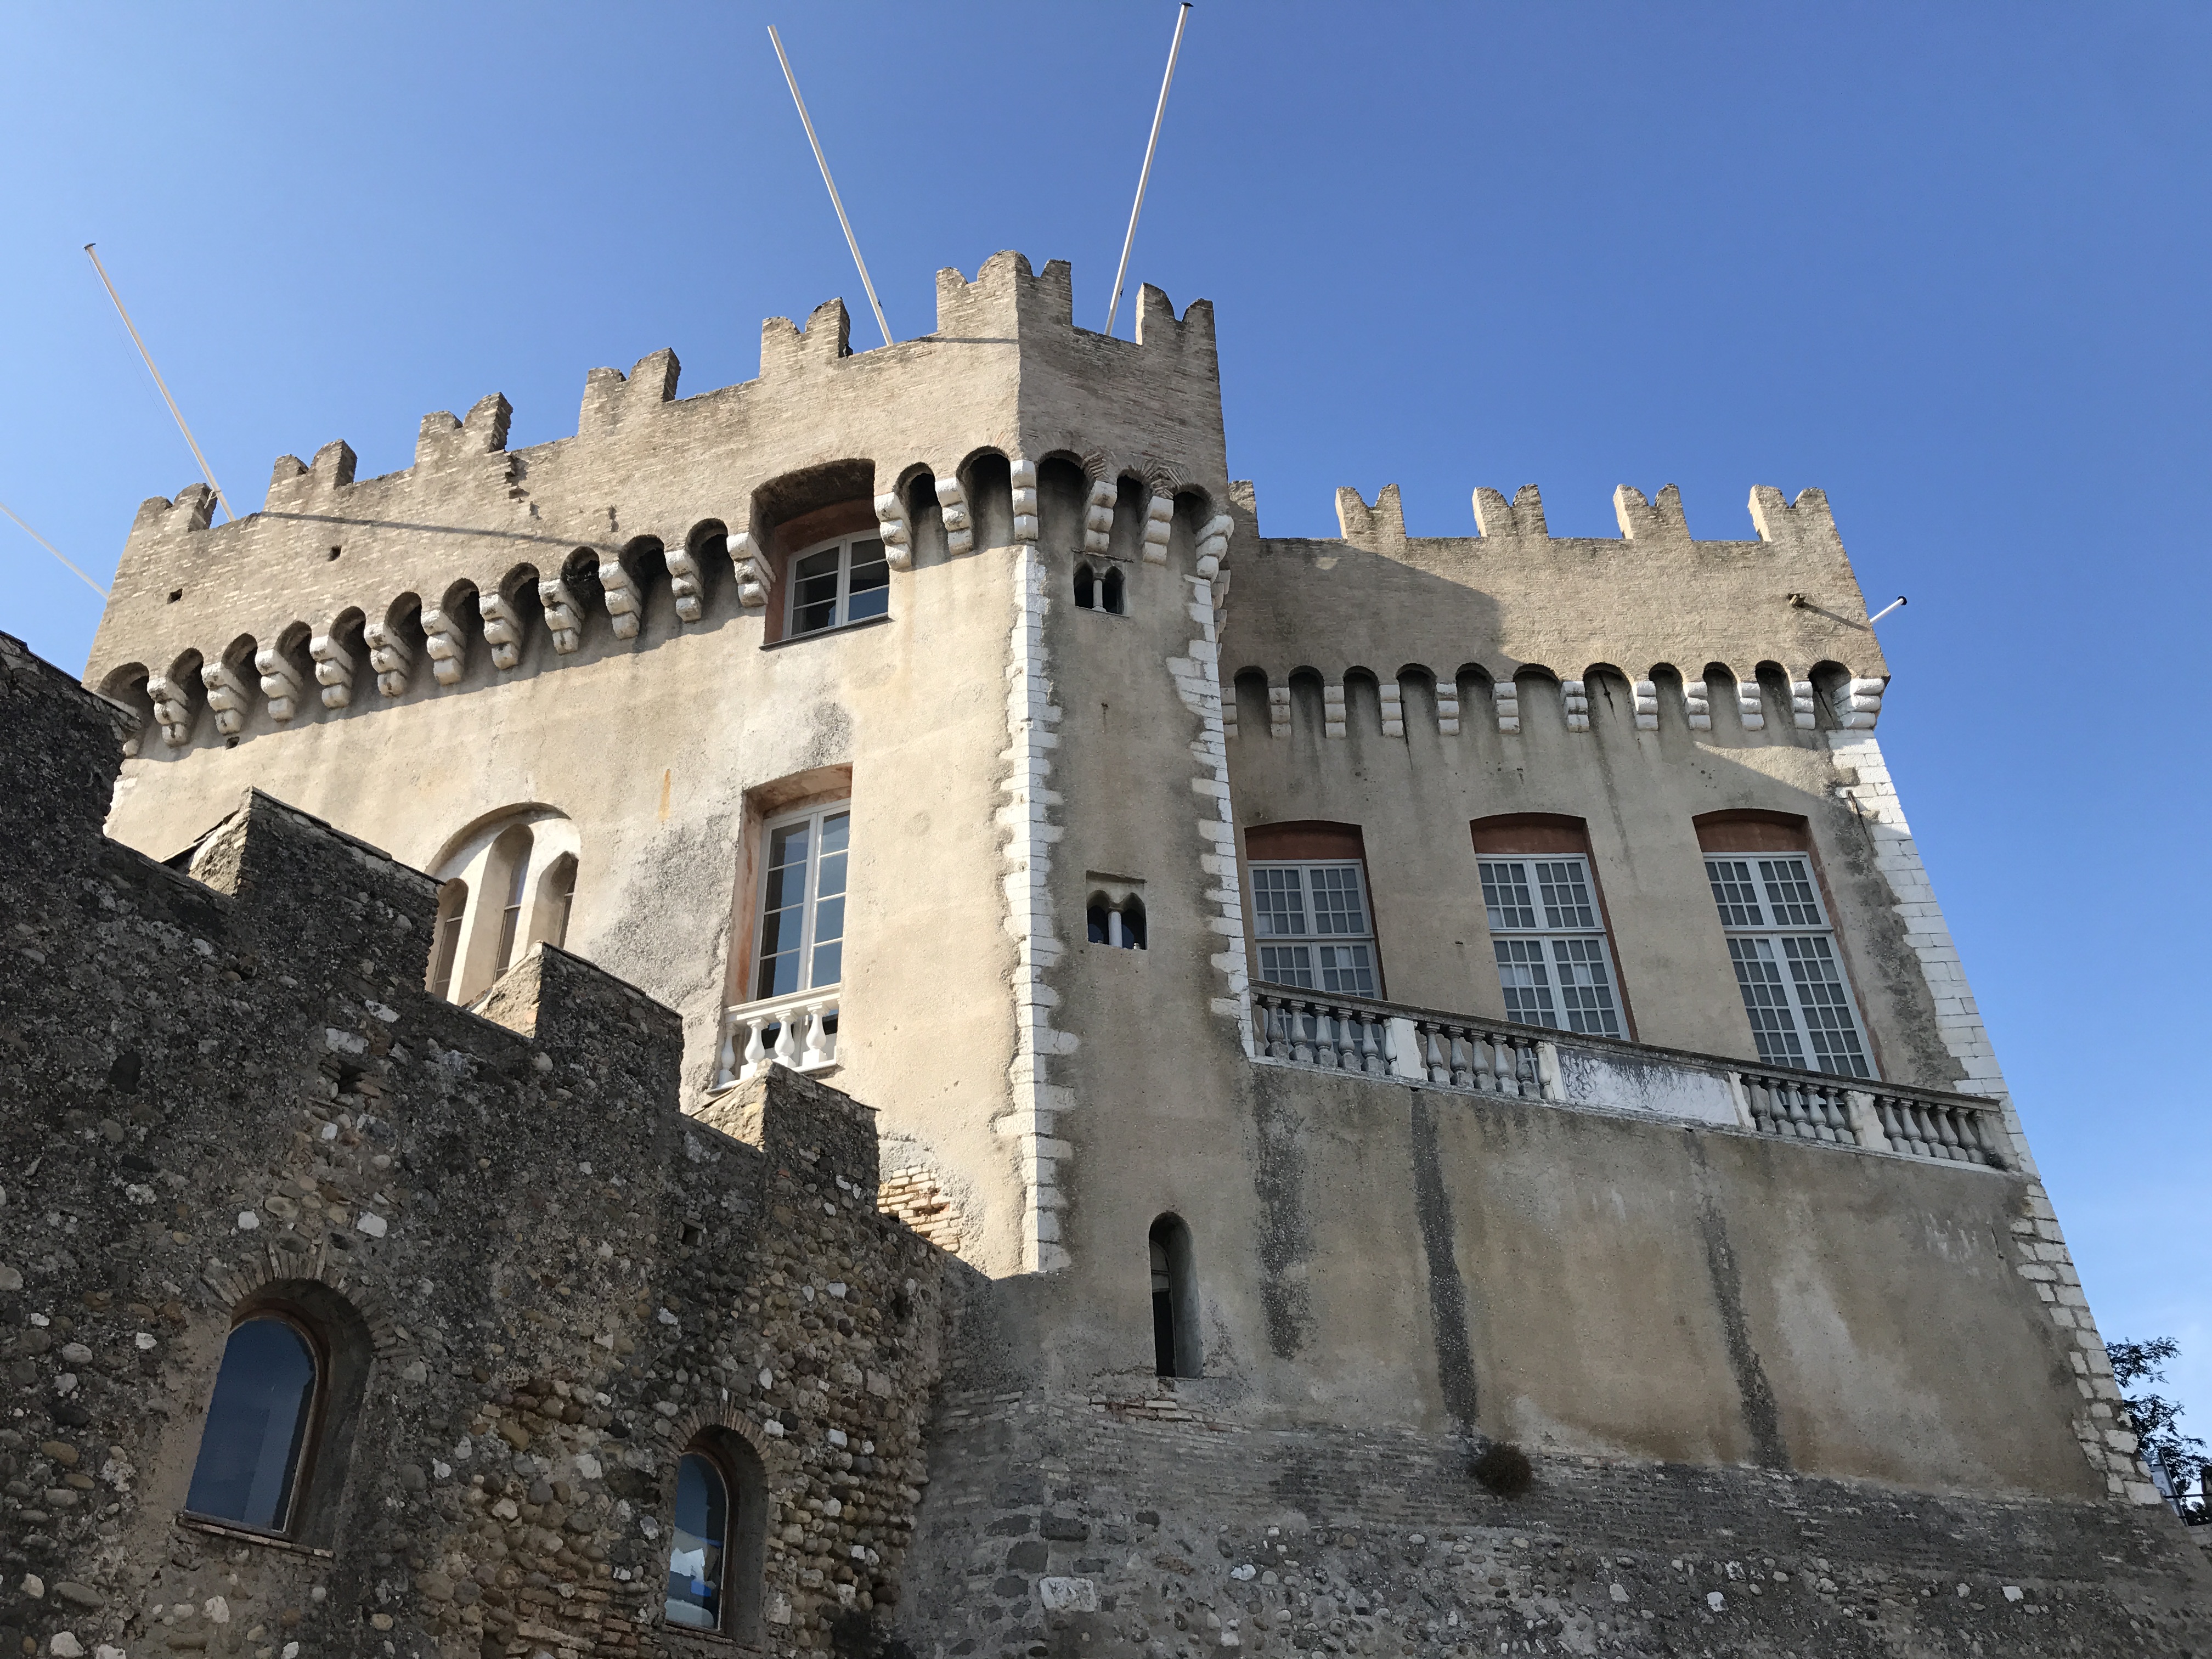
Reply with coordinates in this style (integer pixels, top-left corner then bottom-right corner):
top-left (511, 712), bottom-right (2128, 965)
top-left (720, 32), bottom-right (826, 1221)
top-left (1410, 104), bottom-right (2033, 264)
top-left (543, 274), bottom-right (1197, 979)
top-left (85, 253), bottom-right (1233, 756)
top-left (1222, 477), bottom-right (1891, 749)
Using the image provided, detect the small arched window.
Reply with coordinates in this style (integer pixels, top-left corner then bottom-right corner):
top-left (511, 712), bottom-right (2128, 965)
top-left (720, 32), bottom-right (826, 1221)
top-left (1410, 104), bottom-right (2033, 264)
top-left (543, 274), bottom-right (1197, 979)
top-left (1101, 566), bottom-right (1125, 615)
top-left (185, 1316), bottom-right (318, 1533)
top-left (1073, 563), bottom-right (1097, 610)
top-left (429, 879), bottom-right (468, 1000)
top-left (664, 1434), bottom-right (769, 1637)
top-left (1086, 892), bottom-right (1146, 950)
top-left (538, 853), bottom-right (578, 951)
top-left (1148, 1214), bottom-right (1201, 1378)
top-left (491, 824), bottom-right (534, 974)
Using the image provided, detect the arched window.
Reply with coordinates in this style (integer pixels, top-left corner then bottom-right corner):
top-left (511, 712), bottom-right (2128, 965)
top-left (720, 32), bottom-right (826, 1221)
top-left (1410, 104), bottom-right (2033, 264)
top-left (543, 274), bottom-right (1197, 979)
top-left (1074, 563), bottom-right (1096, 610)
top-left (1101, 566), bottom-right (1125, 614)
top-left (428, 879), bottom-right (468, 999)
top-left (1085, 890), bottom-right (1146, 950)
top-left (426, 808), bottom-right (581, 1003)
top-left (1148, 1214), bottom-right (1201, 1378)
top-left (665, 1434), bottom-right (769, 1638)
top-left (185, 1316), bottom-right (318, 1533)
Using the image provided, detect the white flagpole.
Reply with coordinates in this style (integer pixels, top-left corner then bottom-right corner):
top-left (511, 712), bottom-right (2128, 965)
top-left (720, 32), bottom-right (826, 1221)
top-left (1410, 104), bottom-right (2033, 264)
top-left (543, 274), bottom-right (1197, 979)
top-left (768, 25), bottom-right (895, 349)
top-left (84, 245), bottom-right (236, 523)
top-left (1106, 3), bottom-right (1193, 338)
top-left (0, 499), bottom-right (108, 599)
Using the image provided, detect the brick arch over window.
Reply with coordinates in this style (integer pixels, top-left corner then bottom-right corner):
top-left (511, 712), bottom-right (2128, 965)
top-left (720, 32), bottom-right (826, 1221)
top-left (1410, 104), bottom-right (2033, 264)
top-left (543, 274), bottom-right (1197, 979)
top-left (1692, 808), bottom-right (1810, 853)
top-left (1470, 813), bottom-right (1634, 1039)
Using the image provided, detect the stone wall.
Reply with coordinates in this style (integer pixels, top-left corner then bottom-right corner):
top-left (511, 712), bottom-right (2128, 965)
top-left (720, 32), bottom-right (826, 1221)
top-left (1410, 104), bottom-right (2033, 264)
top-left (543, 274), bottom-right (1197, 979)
top-left (0, 633), bottom-right (959, 1659)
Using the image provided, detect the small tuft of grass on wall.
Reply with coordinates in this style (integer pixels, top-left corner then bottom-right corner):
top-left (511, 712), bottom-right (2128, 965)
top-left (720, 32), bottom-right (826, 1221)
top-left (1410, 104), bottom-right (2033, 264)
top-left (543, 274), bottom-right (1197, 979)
top-left (1469, 1441), bottom-right (1534, 1498)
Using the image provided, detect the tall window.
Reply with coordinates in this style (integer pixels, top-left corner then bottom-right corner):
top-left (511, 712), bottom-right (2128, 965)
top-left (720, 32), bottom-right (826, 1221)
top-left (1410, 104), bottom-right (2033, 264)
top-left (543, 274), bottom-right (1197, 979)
top-left (428, 880), bottom-right (467, 1000)
top-left (755, 805), bottom-right (849, 997)
top-left (540, 853), bottom-right (578, 950)
top-left (1704, 851), bottom-right (1871, 1078)
top-left (663, 1434), bottom-right (768, 1638)
top-left (787, 533), bottom-right (889, 637)
top-left (1148, 1214), bottom-right (1201, 1379)
top-left (1477, 856), bottom-right (1622, 1037)
top-left (185, 1316), bottom-right (319, 1534)
top-left (492, 825), bottom-right (533, 974)
top-left (1246, 821), bottom-right (1379, 995)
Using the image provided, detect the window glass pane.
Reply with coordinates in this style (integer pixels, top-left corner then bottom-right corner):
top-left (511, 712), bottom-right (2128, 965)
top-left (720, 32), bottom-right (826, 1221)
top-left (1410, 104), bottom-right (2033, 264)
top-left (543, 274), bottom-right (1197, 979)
top-left (1257, 943), bottom-right (1315, 989)
top-left (185, 1317), bottom-right (316, 1532)
top-left (1758, 857), bottom-right (1824, 927)
top-left (1549, 937), bottom-right (1620, 1036)
top-left (1480, 861), bottom-right (1537, 931)
top-left (1493, 938), bottom-right (1559, 1028)
top-left (1307, 866), bottom-right (1368, 936)
top-left (1706, 859), bottom-right (1764, 928)
top-left (791, 546), bottom-right (841, 635)
top-left (1251, 868), bottom-right (1307, 938)
top-left (664, 1453), bottom-right (728, 1630)
top-left (1782, 936), bottom-right (1870, 1077)
top-left (1533, 860), bottom-right (1596, 931)
top-left (1316, 942), bottom-right (1375, 997)
top-left (755, 822), bottom-right (811, 998)
top-left (1726, 936), bottom-right (1806, 1066)
top-left (845, 538), bottom-right (890, 622)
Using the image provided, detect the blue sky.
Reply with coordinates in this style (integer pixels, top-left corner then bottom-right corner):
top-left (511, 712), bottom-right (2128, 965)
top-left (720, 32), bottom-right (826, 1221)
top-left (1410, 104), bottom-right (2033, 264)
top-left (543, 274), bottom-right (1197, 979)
top-left (5, 4), bottom-right (2207, 1439)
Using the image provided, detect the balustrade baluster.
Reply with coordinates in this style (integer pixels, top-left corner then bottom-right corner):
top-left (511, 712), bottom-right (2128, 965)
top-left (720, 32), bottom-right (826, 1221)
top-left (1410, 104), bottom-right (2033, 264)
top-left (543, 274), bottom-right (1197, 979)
top-left (742, 1017), bottom-right (770, 1080)
top-left (802, 1002), bottom-right (834, 1068)
top-left (1448, 1027), bottom-right (1475, 1089)
top-left (1289, 1001), bottom-right (1317, 1066)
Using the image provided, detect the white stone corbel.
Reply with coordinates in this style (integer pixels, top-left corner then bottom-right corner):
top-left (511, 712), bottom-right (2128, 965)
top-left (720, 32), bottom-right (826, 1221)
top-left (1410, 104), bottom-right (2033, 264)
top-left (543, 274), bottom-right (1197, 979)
top-left (935, 476), bottom-right (974, 556)
top-left (1009, 460), bottom-right (1039, 545)
top-left (1685, 679), bottom-right (1712, 730)
top-left (1736, 681), bottom-right (1764, 730)
top-left (1380, 680), bottom-right (1404, 737)
top-left (874, 492), bottom-right (913, 572)
top-left (732, 533), bottom-right (771, 610)
top-left (1633, 679), bottom-right (1660, 730)
top-left (421, 607), bottom-right (467, 686)
top-left (1323, 681), bottom-right (1346, 738)
top-left (1836, 676), bottom-right (1884, 729)
top-left (1268, 683), bottom-right (1291, 738)
top-left (1194, 514), bottom-right (1233, 579)
top-left (1141, 493), bottom-right (1172, 565)
top-left (1493, 680), bottom-right (1520, 733)
top-left (1436, 685), bottom-right (1462, 736)
top-left (1081, 479), bottom-right (1115, 556)
top-left (364, 622), bottom-right (414, 697)
top-left (478, 592), bottom-right (524, 669)
top-left (146, 675), bottom-right (196, 746)
top-left (598, 557), bottom-right (641, 639)
top-left (1561, 679), bottom-right (1589, 732)
top-left (309, 631), bottom-right (354, 709)
top-left (201, 659), bottom-right (250, 736)
top-left (667, 546), bottom-right (705, 623)
top-left (253, 645), bottom-right (304, 723)
top-left (539, 577), bottom-right (583, 652)
top-left (1790, 679), bottom-right (1817, 729)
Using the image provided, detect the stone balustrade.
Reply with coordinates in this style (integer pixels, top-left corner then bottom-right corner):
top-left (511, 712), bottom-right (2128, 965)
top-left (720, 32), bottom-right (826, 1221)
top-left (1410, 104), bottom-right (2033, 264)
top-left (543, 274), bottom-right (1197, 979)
top-left (1249, 985), bottom-right (2007, 1170)
top-left (714, 986), bottom-right (841, 1088)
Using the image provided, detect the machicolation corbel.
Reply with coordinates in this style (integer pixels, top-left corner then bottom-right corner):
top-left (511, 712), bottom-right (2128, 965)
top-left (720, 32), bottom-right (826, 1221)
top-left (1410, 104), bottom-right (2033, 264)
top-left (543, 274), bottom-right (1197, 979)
top-left (540, 577), bottom-right (584, 652)
top-left (255, 645), bottom-right (306, 723)
top-left (936, 475), bottom-right (974, 556)
top-left (1081, 476), bottom-right (1115, 556)
top-left (599, 556), bottom-right (642, 638)
top-left (309, 629), bottom-right (354, 709)
top-left (478, 592), bottom-right (526, 669)
top-left (422, 606), bottom-right (468, 685)
top-left (667, 544), bottom-right (707, 622)
top-left (1009, 459), bottom-right (1039, 545)
top-left (1141, 491), bottom-right (1172, 564)
top-left (874, 492), bottom-right (913, 569)
top-left (147, 673), bottom-right (198, 746)
top-left (1194, 514), bottom-right (1233, 579)
top-left (201, 658), bottom-right (250, 736)
top-left (364, 621), bottom-right (413, 696)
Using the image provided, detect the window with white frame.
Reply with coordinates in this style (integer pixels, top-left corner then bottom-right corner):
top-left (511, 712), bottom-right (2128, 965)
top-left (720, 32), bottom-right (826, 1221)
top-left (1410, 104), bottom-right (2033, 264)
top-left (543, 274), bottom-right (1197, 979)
top-left (786, 533), bottom-right (889, 637)
top-left (754, 804), bottom-right (849, 998)
top-left (1249, 861), bottom-right (1377, 995)
top-left (1477, 855), bottom-right (1622, 1036)
top-left (1703, 853), bottom-right (1871, 1078)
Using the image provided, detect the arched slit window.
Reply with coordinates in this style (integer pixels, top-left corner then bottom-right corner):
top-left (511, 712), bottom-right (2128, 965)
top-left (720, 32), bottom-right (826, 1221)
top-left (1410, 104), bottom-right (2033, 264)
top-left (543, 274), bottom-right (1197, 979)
top-left (429, 879), bottom-right (468, 1000)
top-left (665, 1434), bottom-right (769, 1637)
top-left (1149, 1214), bottom-right (1200, 1378)
top-left (536, 853), bottom-right (578, 951)
top-left (1101, 566), bottom-right (1125, 614)
top-left (491, 825), bottom-right (534, 974)
top-left (185, 1315), bottom-right (318, 1533)
top-left (1074, 563), bottom-right (1097, 610)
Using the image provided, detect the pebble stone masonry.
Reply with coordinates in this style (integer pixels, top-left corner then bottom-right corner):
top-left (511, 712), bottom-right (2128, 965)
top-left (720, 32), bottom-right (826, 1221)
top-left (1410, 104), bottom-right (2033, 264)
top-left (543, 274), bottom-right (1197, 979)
top-left (13, 250), bottom-right (2212, 1656)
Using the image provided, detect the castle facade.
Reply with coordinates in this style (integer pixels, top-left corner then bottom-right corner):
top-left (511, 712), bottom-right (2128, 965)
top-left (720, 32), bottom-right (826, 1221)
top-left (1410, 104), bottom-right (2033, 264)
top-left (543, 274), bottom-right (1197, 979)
top-left (7, 253), bottom-right (2206, 1657)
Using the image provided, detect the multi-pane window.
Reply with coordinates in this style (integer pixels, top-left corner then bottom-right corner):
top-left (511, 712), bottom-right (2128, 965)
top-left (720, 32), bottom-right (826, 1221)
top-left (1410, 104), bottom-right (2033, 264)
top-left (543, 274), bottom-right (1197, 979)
top-left (1478, 855), bottom-right (1622, 1036)
top-left (1705, 854), bottom-right (1871, 1078)
top-left (754, 805), bottom-right (849, 998)
top-left (1249, 861), bottom-right (1377, 995)
top-left (786, 533), bottom-right (889, 637)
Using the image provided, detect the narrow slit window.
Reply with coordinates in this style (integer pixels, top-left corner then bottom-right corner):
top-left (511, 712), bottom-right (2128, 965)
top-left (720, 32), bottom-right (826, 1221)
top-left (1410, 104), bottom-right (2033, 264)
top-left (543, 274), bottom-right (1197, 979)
top-left (428, 879), bottom-right (467, 999)
top-left (494, 829), bottom-right (532, 974)
top-left (184, 1316), bottom-right (319, 1534)
top-left (1074, 563), bottom-right (1096, 610)
top-left (1102, 567), bottom-right (1125, 614)
top-left (787, 534), bottom-right (889, 637)
top-left (755, 804), bottom-right (850, 998)
top-left (1705, 854), bottom-right (1872, 1079)
top-left (1249, 861), bottom-right (1376, 995)
top-left (1148, 1215), bottom-right (1201, 1378)
top-left (1479, 855), bottom-right (1622, 1037)
top-left (541, 854), bottom-right (578, 950)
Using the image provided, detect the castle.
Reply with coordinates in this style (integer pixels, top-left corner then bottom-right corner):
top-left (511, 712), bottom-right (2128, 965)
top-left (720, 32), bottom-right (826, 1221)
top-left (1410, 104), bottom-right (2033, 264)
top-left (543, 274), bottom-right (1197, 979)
top-left (5, 251), bottom-right (2207, 1657)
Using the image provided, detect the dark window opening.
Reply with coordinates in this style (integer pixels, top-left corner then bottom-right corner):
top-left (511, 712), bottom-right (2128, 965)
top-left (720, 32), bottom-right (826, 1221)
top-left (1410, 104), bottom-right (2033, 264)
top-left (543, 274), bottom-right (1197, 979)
top-left (1102, 566), bottom-right (1125, 614)
top-left (1148, 1214), bottom-right (1200, 1378)
top-left (664, 1434), bottom-right (769, 1638)
top-left (1074, 563), bottom-right (1096, 610)
top-left (184, 1316), bottom-right (318, 1533)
